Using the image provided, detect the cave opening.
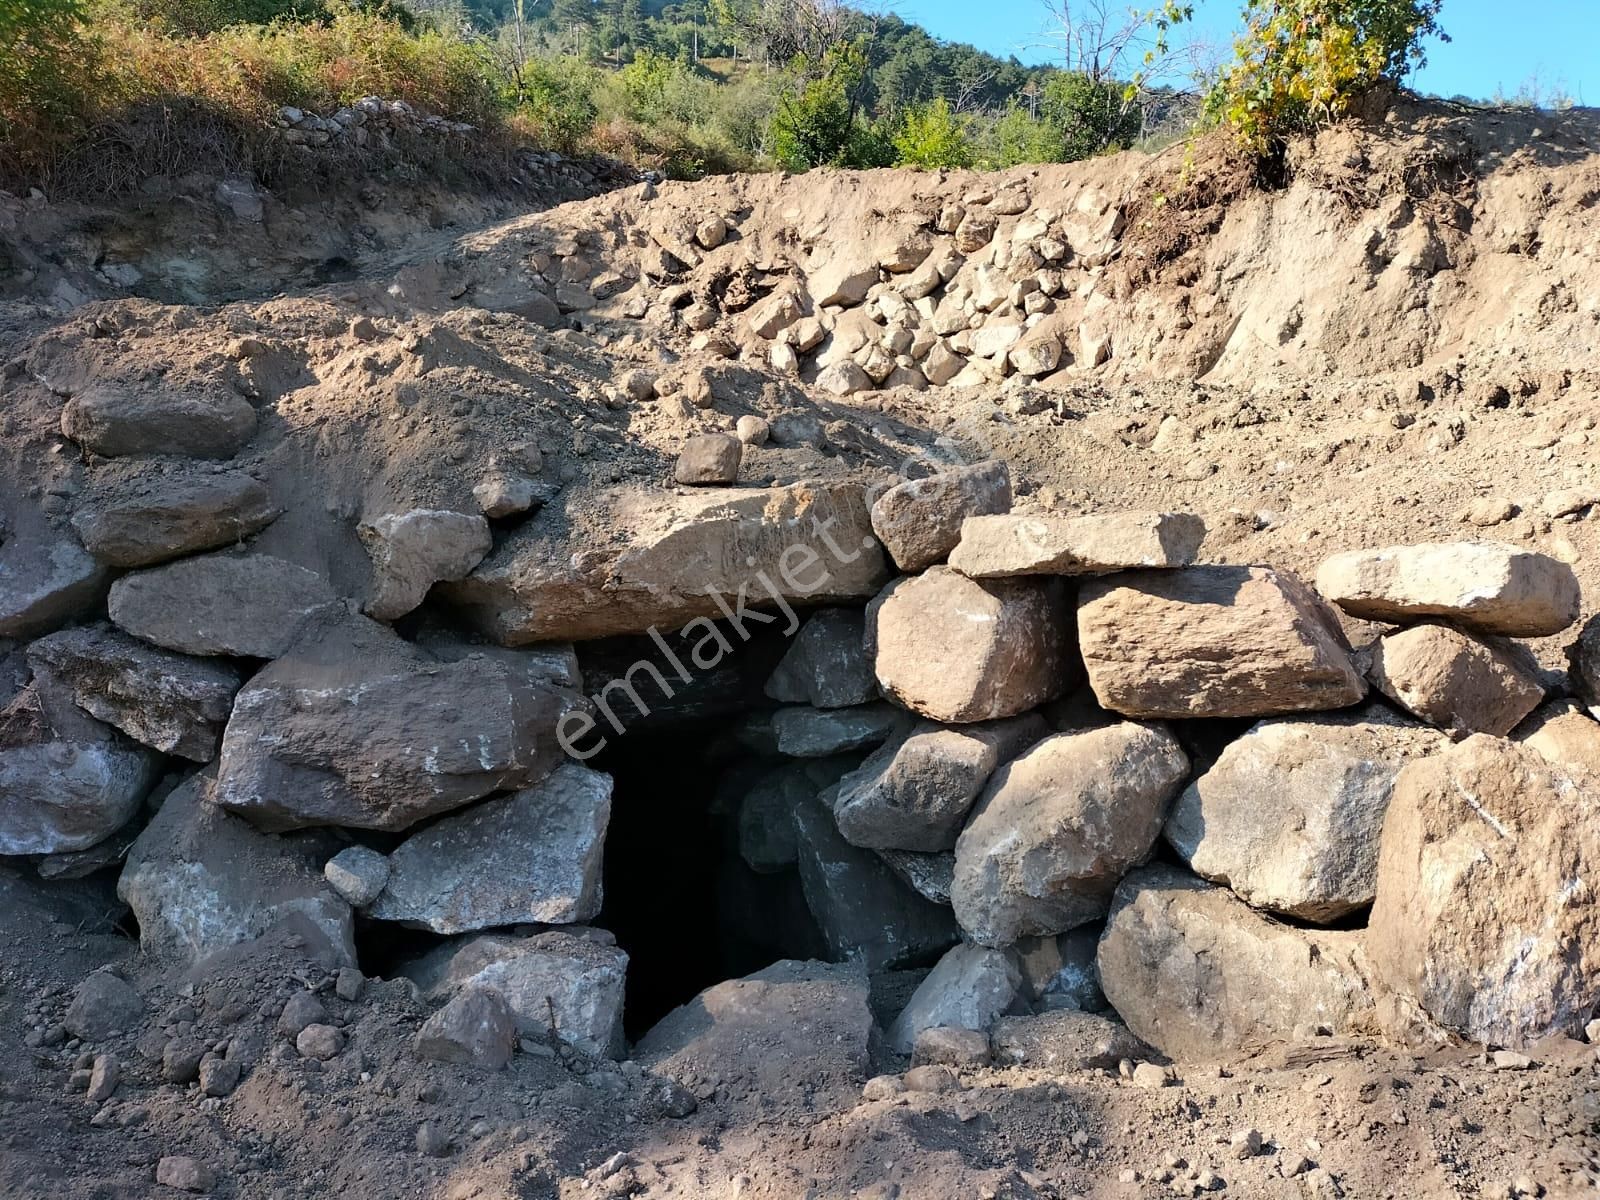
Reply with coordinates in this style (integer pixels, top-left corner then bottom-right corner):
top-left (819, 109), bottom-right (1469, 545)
top-left (592, 724), bottom-right (827, 1039)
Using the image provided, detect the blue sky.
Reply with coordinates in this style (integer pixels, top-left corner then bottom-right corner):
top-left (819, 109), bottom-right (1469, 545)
top-left (894, 0), bottom-right (1600, 105)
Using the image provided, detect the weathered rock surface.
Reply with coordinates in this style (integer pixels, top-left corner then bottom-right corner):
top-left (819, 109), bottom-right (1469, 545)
top-left (109, 553), bottom-right (338, 658)
top-left (1364, 623), bottom-right (1545, 736)
top-left (637, 959), bottom-right (873, 1103)
top-left (26, 626), bottom-right (243, 762)
top-left (771, 702), bottom-right (907, 756)
top-left (368, 765), bottom-right (611, 933)
top-left (1077, 566), bottom-right (1365, 718)
top-left (870, 568), bottom-right (1070, 723)
top-left (1015, 928), bottom-right (1105, 1011)
top-left (1098, 866), bottom-right (1374, 1061)
top-left (117, 773), bottom-right (355, 965)
top-left (0, 535), bottom-right (110, 638)
top-left (792, 799), bottom-right (959, 970)
top-left (887, 942), bottom-right (1022, 1054)
top-left (214, 615), bottom-right (583, 831)
top-left (403, 929), bottom-right (628, 1058)
top-left (1315, 542), bottom-right (1582, 637)
top-left (71, 470), bottom-right (278, 567)
top-left (877, 847), bottom-right (955, 905)
top-left (322, 845), bottom-right (390, 907)
top-left (65, 972), bottom-right (145, 1040)
top-left (1369, 736), bottom-right (1600, 1044)
top-left (869, 460), bottom-right (1012, 573)
top-left (832, 714), bottom-right (1048, 851)
top-left (61, 382), bottom-right (258, 459)
top-left (1571, 614), bottom-right (1600, 714)
top-left (1516, 700), bottom-right (1600, 778)
top-left (763, 608), bottom-right (877, 709)
top-left (949, 511), bottom-right (1207, 578)
top-left (414, 988), bottom-right (517, 1070)
top-left (991, 1010), bottom-right (1147, 1070)
top-left (673, 434), bottom-right (743, 485)
top-left (0, 669), bottom-right (159, 855)
top-left (443, 481), bottom-right (890, 643)
top-left (1164, 708), bottom-right (1448, 922)
top-left (952, 724), bottom-right (1189, 947)
top-left (358, 509), bottom-right (492, 621)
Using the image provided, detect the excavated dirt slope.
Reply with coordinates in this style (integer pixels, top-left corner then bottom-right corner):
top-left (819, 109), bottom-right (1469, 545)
top-left (2, 96), bottom-right (1600, 1200)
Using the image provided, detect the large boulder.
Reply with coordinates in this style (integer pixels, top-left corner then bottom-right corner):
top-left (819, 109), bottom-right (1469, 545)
top-left (1369, 736), bottom-right (1600, 1045)
top-left (736, 758), bottom-right (856, 873)
top-left (402, 929), bottom-right (627, 1058)
top-left (763, 608), bottom-right (877, 709)
top-left (358, 509), bottom-right (492, 621)
top-left (441, 481), bottom-right (890, 643)
top-left (948, 511), bottom-right (1207, 578)
top-left (792, 799), bottom-right (959, 970)
top-left (952, 724), bottom-right (1189, 947)
top-left (869, 568), bottom-right (1071, 723)
top-left (1315, 542), bottom-right (1581, 637)
top-left (1164, 708), bottom-right (1448, 922)
top-left (869, 461), bottom-right (1013, 573)
top-left (771, 703), bottom-right (908, 757)
top-left (886, 942), bottom-right (1022, 1054)
top-left (26, 626), bottom-right (244, 762)
top-left (109, 552), bottom-right (338, 658)
top-left (117, 773), bottom-right (355, 965)
top-left (367, 765), bottom-right (611, 933)
top-left (1098, 866), bottom-right (1375, 1061)
top-left (637, 959), bottom-right (873, 1104)
top-left (1570, 614), bottom-right (1600, 714)
top-left (61, 382), bottom-right (258, 459)
top-left (214, 614), bottom-right (584, 831)
top-left (832, 714), bottom-right (1048, 851)
top-left (0, 668), bottom-right (159, 855)
top-left (1077, 566), bottom-right (1365, 719)
top-left (71, 470), bottom-right (278, 567)
top-left (414, 988), bottom-right (516, 1070)
top-left (991, 1010), bottom-right (1147, 1071)
top-left (1516, 700), bottom-right (1600, 778)
top-left (1363, 623), bottom-right (1545, 737)
top-left (0, 534), bottom-right (110, 638)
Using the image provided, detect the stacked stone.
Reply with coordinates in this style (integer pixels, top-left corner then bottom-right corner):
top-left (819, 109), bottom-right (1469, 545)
top-left (630, 181), bottom-right (1129, 393)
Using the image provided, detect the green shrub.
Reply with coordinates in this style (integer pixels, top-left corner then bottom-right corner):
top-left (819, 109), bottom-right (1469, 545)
top-left (0, 0), bottom-right (94, 173)
top-left (891, 96), bottom-right (971, 169)
top-left (769, 41), bottom-right (882, 171)
top-left (1206, 0), bottom-right (1446, 148)
top-left (1040, 71), bottom-right (1142, 160)
top-left (518, 53), bottom-right (598, 150)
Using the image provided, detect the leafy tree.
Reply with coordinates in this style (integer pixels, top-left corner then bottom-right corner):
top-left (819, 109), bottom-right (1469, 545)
top-left (892, 96), bottom-right (971, 168)
top-left (1206, 0), bottom-right (1447, 148)
top-left (1040, 69), bottom-right (1142, 159)
top-left (768, 39), bottom-right (872, 169)
top-left (520, 52), bottom-right (599, 148)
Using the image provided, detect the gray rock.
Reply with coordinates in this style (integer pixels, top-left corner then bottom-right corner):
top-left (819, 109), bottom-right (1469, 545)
top-left (737, 758), bottom-right (854, 874)
top-left (772, 703), bottom-right (909, 757)
top-left (1098, 866), bottom-right (1374, 1061)
top-left (26, 626), bottom-right (244, 762)
top-left (949, 511), bottom-right (1207, 578)
top-left (673, 434), bottom-right (743, 485)
top-left (911, 1026), bottom-right (991, 1067)
top-left (0, 668), bottom-right (158, 855)
top-left (877, 848), bottom-right (955, 905)
top-left (71, 470), bottom-right (278, 567)
top-left (869, 461), bottom-right (1012, 573)
top-left (359, 509), bottom-right (492, 621)
top-left (117, 773), bottom-right (356, 966)
top-left (65, 972), bottom-right (145, 1040)
top-left (1316, 541), bottom-right (1582, 637)
top-left (109, 553), bottom-right (338, 658)
top-left (368, 765), bottom-right (611, 933)
top-left (833, 714), bottom-right (1049, 851)
top-left (793, 799), bottom-right (959, 970)
top-left (763, 608), bottom-right (877, 709)
top-left (887, 942), bottom-right (1022, 1054)
top-left (1569, 615), bottom-right (1600, 715)
top-left (638, 960), bottom-right (873, 1104)
top-left (322, 846), bottom-right (390, 907)
top-left (0, 534), bottom-right (110, 638)
top-left (870, 568), bottom-right (1071, 723)
top-left (1165, 708), bottom-right (1449, 922)
top-left (952, 724), bottom-right (1190, 947)
top-left (1015, 928), bottom-right (1105, 1010)
top-left (1078, 566), bottom-right (1365, 719)
top-left (991, 1010), bottom-right (1147, 1070)
top-left (1516, 700), bottom-right (1600, 778)
top-left (1364, 623), bottom-right (1545, 737)
top-left (414, 988), bottom-right (516, 1070)
top-left (61, 382), bottom-right (257, 459)
top-left (402, 928), bottom-right (628, 1058)
top-left (214, 614), bottom-right (583, 831)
